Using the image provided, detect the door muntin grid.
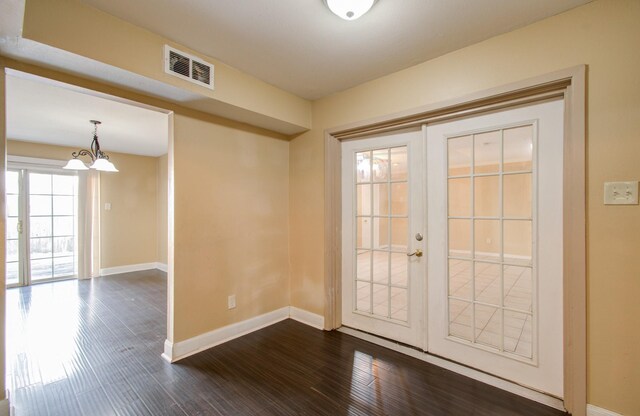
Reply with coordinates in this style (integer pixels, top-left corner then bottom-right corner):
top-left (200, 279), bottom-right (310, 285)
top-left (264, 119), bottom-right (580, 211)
top-left (446, 123), bottom-right (537, 362)
top-left (354, 146), bottom-right (410, 324)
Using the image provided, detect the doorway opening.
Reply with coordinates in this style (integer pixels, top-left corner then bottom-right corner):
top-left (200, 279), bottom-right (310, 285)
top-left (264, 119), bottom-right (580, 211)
top-left (3, 68), bottom-right (175, 410)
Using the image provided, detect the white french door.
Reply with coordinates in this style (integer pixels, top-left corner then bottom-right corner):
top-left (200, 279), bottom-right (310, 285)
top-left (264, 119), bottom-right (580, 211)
top-left (341, 99), bottom-right (564, 398)
top-left (341, 129), bottom-right (425, 347)
top-left (5, 168), bottom-right (79, 287)
top-left (425, 99), bottom-right (564, 397)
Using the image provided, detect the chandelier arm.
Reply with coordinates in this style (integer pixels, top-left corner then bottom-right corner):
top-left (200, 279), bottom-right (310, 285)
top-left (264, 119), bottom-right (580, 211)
top-left (72, 149), bottom-right (95, 161)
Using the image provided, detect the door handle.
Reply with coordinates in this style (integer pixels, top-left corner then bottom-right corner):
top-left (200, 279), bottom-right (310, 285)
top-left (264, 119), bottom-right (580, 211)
top-left (407, 249), bottom-right (423, 257)
top-left (17, 220), bottom-right (23, 234)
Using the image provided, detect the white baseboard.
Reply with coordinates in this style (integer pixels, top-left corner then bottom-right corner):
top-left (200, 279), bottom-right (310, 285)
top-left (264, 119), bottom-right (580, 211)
top-left (156, 262), bottom-right (168, 272)
top-left (100, 262), bottom-right (166, 276)
top-left (338, 327), bottom-right (566, 412)
top-left (163, 307), bottom-right (291, 362)
top-left (290, 307), bottom-right (325, 329)
top-left (587, 404), bottom-right (623, 416)
top-left (162, 306), bottom-right (324, 362)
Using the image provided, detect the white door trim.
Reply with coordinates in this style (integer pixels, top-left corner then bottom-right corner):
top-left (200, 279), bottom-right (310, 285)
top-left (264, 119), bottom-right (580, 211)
top-left (324, 66), bottom-right (586, 415)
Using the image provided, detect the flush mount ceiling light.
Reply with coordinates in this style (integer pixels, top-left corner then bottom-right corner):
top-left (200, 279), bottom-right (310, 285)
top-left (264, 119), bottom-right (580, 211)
top-left (63, 120), bottom-right (118, 172)
top-left (325, 0), bottom-right (377, 20)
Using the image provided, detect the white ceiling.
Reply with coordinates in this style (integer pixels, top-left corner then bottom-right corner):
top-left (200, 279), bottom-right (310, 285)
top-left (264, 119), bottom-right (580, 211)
top-left (82, 0), bottom-right (592, 100)
top-left (6, 73), bottom-right (169, 157)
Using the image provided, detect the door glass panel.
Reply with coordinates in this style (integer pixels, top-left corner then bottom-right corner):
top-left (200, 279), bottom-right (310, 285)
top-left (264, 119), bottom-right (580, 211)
top-left (474, 176), bottom-right (499, 217)
top-left (372, 149), bottom-right (389, 182)
top-left (372, 284), bottom-right (389, 316)
top-left (372, 183), bottom-right (388, 215)
top-left (448, 135), bottom-right (472, 176)
top-left (30, 237), bottom-right (52, 259)
top-left (503, 125), bottom-right (533, 172)
top-left (446, 124), bottom-right (535, 360)
top-left (6, 195), bottom-right (19, 217)
top-left (356, 217), bottom-right (371, 249)
top-left (53, 195), bottom-right (75, 216)
top-left (53, 175), bottom-right (76, 195)
top-left (356, 184), bottom-right (371, 216)
top-left (356, 282), bottom-right (371, 313)
top-left (448, 177), bottom-right (470, 217)
top-left (29, 173), bottom-right (52, 194)
top-left (54, 256), bottom-right (74, 278)
top-left (449, 259), bottom-right (472, 300)
top-left (356, 250), bottom-right (372, 281)
top-left (390, 183), bottom-right (408, 216)
top-left (30, 258), bottom-right (53, 280)
top-left (30, 217), bottom-right (52, 238)
top-left (53, 236), bottom-right (74, 257)
top-left (474, 130), bottom-right (501, 174)
top-left (504, 265), bottom-right (532, 312)
top-left (356, 152), bottom-right (371, 182)
top-left (449, 299), bottom-right (472, 341)
top-left (353, 145), bottom-right (410, 322)
top-left (390, 252), bottom-right (407, 287)
top-left (474, 219), bottom-right (500, 260)
top-left (30, 195), bottom-right (52, 216)
top-left (6, 262), bottom-right (19, 286)
top-left (448, 219), bottom-right (471, 258)
top-left (503, 174), bottom-right (532, 218)
top-left (6, 217), bottom-right (19, 240)
top-left (475, 304), bottom-right (501, 349)
top-left (390, 217), bottom-right (408, 250)
top-left (504, 220), bottom-right (532, 265)
top-left (372, 217), bottom-right (389, 249)
top-left (474, 262), bottom-right (501, 305)
top-left (504, 310), bottom-right (533, 358)
top-left (372, 251), bottom-right (389, 283)
top-left (390, 147), bottom-right (408, 181)
top-left (54, 217), bottom-right (74, 236)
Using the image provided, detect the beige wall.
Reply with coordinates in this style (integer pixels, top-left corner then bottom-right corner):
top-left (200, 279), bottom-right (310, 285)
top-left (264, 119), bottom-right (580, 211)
top-left (21, 0), bottom-right (311, 132)
top-left (289, 0), bottom-right (640, 413)
top-left (99, 151), bottom-right (159, 268)
top-left (172, 114), bottom-right (290, 342)
top-left (6, 140), bottom-right (161, 269)
top-left (157, 154), bottom-right (168, 265)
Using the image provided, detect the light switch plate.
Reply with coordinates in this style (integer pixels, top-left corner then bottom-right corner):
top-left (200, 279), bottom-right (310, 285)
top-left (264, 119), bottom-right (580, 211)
top-left (604, 181), bottom-right (638, 205)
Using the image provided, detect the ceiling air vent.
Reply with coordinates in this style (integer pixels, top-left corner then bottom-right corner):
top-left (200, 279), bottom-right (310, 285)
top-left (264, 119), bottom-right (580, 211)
top-left (164, 45), bottom-right (214, 90)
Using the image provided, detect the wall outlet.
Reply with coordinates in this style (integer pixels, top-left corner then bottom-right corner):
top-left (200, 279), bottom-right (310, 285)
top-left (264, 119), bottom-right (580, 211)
top-left (104, 202), bottom-right (112, 211)
top-left (604, 181), bottom-right (639, 205)
top-left (228, 295), bottom-right (236, 309)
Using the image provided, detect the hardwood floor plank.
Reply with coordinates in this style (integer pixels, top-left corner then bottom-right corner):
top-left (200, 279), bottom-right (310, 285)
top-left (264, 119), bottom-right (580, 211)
top-left (6, 271), bottom-right (567, 416)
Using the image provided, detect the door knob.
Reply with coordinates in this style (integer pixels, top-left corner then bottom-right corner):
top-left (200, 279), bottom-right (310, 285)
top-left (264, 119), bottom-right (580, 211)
top-left (407, 249), bottom-right (423, 257)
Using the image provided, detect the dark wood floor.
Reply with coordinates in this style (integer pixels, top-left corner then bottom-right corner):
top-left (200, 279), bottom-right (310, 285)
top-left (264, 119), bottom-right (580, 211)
top-left (6, 271), bottom-right (568, 416)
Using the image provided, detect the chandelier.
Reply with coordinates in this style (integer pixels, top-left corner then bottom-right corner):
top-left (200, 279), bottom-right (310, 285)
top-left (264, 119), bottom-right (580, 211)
top-left (63, 120), bottom-right (118, 172)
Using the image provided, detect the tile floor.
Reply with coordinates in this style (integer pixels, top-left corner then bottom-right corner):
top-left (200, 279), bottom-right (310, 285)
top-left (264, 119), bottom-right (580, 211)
top-left (354, 252), bottom-right (533, 358)
top-left (449, 259), bottom-right (533, 358)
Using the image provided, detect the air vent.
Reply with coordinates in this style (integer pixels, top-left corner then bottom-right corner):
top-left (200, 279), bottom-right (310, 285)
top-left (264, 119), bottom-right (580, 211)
top-left (164, 45), bottom-right (214, 90)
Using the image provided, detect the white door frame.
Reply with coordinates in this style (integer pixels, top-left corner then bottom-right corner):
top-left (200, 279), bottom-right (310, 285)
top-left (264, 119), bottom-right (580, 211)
top-left (323, 66), bottom-right (586, 415)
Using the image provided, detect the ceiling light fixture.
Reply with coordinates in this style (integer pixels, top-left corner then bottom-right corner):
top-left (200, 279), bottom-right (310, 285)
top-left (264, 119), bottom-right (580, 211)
top-left (63, 120), bottom-right (118, 172)
top-left (325, 0), bottom-right (377, 20)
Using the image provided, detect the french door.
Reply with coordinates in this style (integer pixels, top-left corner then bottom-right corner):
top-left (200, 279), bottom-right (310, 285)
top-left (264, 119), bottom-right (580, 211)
top-left (5, 168), bottom-right (79, 287)
top-left (341, 129), bottom-right (425, 347)
top-left (341, 99), bottom-right (564, 398)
